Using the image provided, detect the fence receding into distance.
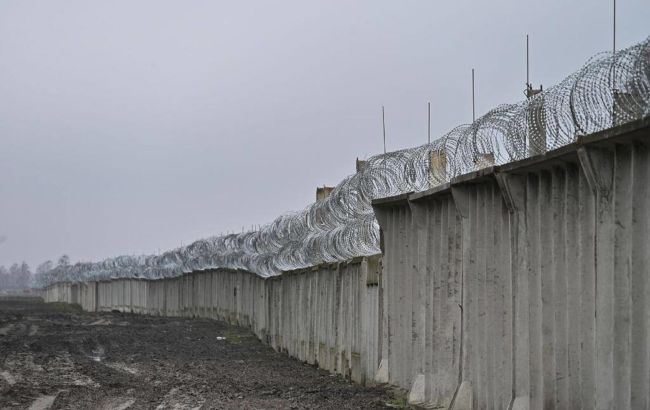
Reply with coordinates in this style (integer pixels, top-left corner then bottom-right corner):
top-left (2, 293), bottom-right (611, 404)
top-left (40, 37), bottom-right (650, 283)
top-left (41, 36), bottom-right (650, 410)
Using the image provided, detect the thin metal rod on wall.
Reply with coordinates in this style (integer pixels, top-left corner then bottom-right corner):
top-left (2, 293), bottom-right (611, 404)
top-left (382, 105), bottom-right (386, 154)
top-left (527, 34), bottom-right (530, 87)
top-left (428, 102), bottom-right (431, 144)
top-left (472, 69), bottom-right (476, 122)
top-left (613, 0), bottom-right (617, 88)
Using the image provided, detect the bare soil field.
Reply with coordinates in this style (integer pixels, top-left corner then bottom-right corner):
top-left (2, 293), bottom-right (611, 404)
top-left (0, 297), bottom-right (398, 409)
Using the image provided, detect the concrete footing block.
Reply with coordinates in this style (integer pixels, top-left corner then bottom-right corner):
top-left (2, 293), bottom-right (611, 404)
top-left (407, 373), bottom-right (426, 404)
top-left (351, 352), bottom-right (363, 384)
top-left (451, 381), bottom-right (472, 410)
top-left (318, 343), bottom-right (327, 370)
top-left (329, 348), bottom-right (336, 373)
top-left (510, 396), bottom-right (529, 410)
top-left (374, 358), bottom-right (389, 384)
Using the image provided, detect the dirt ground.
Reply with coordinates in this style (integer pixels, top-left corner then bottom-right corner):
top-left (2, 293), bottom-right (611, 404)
top-left (0, 297), bottom-right (400, 409)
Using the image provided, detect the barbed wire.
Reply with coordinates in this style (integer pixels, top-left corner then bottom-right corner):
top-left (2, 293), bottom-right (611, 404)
top-left (41, 36), bottom-right (650, 285)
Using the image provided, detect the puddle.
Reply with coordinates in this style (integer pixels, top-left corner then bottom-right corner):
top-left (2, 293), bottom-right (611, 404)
top-left (98, 397), bottom-right (136, 410)
top-left (89, 345), bottom-right (106, 362)
top-left (86, 318), bottom-right (112, 326)
top-left (105, 362), bottom-right (138, 375)
top-left (28, 394), bottom-right (58, 410)
top-left (1, 370), bottom-right (16, 385)
top-left (0, 324), bottom-right (14, 336)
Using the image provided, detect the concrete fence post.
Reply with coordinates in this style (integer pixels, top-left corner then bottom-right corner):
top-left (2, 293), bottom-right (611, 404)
top-left (496, 172), bottom-right (530, 409)
top-left (578, 146), bottom-right (615, 410)
top-left (450, 184), bottom-right (472, 409)
top-left (372, 206), bottom-right (391, 384)
top-left (407, 201), bottom-right (429, 405)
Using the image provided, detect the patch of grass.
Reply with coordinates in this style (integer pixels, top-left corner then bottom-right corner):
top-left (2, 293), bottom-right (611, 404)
top-left (385, 388), bottom-right (432, 410)
top-left (223, 329), bottom-right (242, 344)
top-left (50, 302), bottom-right (83, 312)
top-left (386, 396), bottom-right (407, 408)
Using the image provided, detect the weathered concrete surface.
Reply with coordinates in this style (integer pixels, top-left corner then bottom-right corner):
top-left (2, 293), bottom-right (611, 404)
top-left (372, 117), bottom-right (650, 409)
top-left (42, 256), bottom-right (382, 388)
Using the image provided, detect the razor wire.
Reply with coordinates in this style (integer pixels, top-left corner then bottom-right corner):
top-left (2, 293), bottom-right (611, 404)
top-left (41, 36), bottom-right (650, 286)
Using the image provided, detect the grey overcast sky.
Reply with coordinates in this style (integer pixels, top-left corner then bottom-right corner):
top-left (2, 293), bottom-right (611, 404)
top-left (1, 1), bottom-right (649, 269)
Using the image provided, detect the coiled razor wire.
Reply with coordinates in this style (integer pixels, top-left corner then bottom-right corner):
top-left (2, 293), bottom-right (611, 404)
top-left (40, 36), bottom-right (650, 286)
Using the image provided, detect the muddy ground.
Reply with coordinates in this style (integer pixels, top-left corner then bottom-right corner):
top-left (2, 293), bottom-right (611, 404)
top-left (0, 297), bottom-right (400, 409)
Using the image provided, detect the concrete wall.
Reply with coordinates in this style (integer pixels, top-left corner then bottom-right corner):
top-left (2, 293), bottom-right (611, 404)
top-left (42, 255), bottom-right (382, 386)
top-left (42, 118), bottom-right (650, 409)
top-left (41, 281), bottom-right (97, 312)
top-left (372, 117), bottom-right (650, 409)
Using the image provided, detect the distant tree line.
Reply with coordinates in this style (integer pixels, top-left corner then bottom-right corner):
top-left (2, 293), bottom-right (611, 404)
top-left (0, 255), bottom-right (70, 290)
top-left (0, 262), bottom-right (32, 289)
